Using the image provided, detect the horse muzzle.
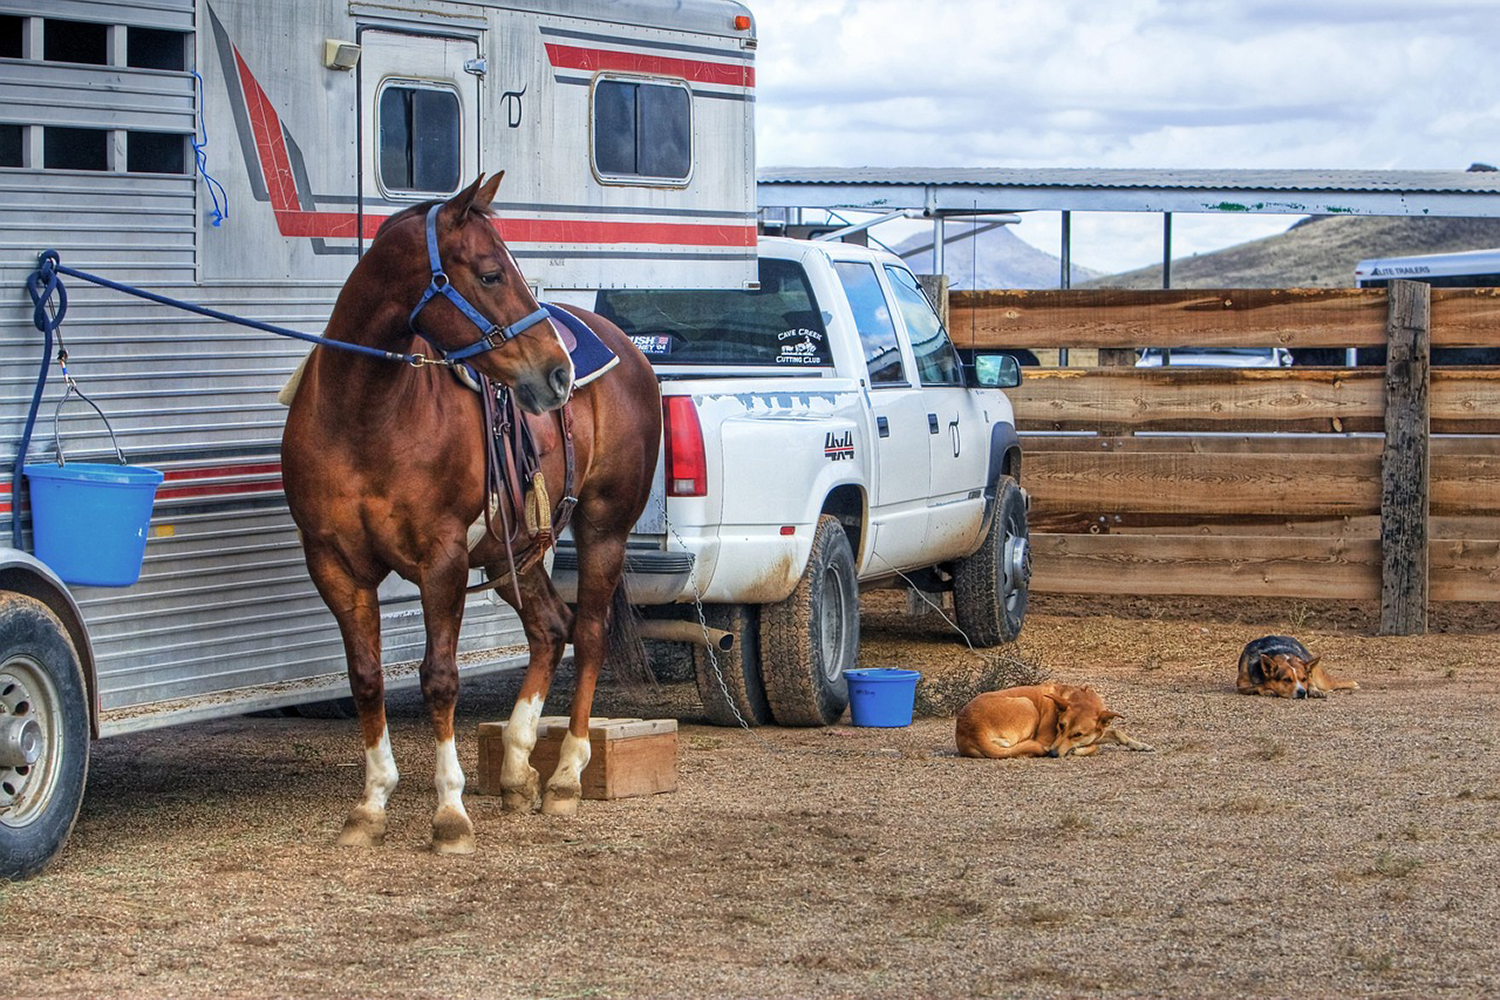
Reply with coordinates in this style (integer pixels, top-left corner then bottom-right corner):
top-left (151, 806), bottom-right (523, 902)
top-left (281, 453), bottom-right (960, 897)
top-left (515, 365), bottom-right (573, 414)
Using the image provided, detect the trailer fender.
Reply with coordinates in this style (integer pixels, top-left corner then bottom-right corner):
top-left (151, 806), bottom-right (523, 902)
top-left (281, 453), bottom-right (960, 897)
top-left (1, 549), bottom-right (99, 738)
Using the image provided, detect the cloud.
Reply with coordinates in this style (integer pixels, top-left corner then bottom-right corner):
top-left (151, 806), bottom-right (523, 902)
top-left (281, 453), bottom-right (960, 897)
top-left (748, 0), bottom-right (1499, 270)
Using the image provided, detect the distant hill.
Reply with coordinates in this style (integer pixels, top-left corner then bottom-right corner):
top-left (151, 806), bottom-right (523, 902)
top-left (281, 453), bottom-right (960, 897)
top-left (1084, 215), bottom-right (1500, 289)
top-left (891, 223), bottom-right (1101, 290)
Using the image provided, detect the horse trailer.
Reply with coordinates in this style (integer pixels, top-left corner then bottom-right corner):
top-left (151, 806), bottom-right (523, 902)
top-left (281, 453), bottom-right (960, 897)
top-left (1, 0), bottom-right (757, 878)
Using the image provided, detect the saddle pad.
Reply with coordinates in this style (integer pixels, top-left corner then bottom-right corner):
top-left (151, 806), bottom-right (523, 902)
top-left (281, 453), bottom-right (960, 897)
top-left (543, 303), bottom-right (619, 387)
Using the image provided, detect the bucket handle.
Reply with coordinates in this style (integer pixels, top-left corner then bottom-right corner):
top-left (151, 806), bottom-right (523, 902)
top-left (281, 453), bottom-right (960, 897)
top-left (50, 378), bottom-right (128, 468)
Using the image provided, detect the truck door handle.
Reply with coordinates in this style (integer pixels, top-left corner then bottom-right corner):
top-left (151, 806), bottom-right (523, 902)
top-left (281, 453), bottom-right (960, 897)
top-left (928, 413), bottom-right (940, 434)
top-left (877, 416), bottom-right (889, 438)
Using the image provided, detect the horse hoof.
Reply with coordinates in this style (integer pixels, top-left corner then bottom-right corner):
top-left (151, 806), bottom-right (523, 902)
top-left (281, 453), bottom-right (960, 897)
top-left (337, 808), bottom-right (387, 847)
top-left (431, 807), bottom-right (475, 854)
top-left (541, 788), bottom-right (580, 817)
top-left (501, 788), bottom-right (539, 813)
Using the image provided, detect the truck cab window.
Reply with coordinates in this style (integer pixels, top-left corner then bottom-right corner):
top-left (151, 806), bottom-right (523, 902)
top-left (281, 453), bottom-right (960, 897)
top-left (593, 78), bottom-right (691, 182)
top-left (833, 261), bottom-right (905, 385)
top-left (378, 83), bottom-right (461, 195)
top-left (593, 258), bottom-right (830, 367)
top-left (885, 265), bottom-right (963, 386)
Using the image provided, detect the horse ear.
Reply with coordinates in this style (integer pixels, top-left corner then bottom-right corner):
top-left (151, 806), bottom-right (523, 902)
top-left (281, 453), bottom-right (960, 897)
top-left (449, 173), bottom-right (505, 216)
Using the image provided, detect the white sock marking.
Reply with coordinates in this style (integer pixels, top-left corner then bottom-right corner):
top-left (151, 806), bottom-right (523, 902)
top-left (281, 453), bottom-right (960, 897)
top-left (360, 727), bottom-right (398, 812)
top-left (501, 693), bottom-right (544, 789)
top-left (434, 737), bottom-right (467, 814)
top-left (550, 731), bottom-right (592, 793)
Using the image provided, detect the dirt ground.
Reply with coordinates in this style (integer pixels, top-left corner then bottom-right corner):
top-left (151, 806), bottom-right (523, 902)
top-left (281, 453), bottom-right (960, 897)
top-left (3, 592), bottom-right (1500, 999)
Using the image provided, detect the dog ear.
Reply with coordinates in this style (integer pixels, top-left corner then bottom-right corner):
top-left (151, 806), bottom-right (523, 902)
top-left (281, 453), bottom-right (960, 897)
top-left (1260, 652), bottom-right (1275, 670)
top-left (1099, 710), bottom-right (1121, 726)
top-left (1304, 653), bottom-right (1321, 668)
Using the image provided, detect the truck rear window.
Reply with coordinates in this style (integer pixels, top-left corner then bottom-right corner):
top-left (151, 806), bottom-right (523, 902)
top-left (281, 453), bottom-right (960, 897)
top-left (593, 259), bottom-right (831, 367)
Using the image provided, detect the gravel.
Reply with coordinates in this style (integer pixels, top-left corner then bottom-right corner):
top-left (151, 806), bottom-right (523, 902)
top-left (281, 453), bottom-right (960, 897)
top-left (2, 593), bottom-right (1497, 999)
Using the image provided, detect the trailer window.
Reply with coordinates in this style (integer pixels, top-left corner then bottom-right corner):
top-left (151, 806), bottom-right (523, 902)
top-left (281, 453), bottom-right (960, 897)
top-left (127, 27), bottom-right (187, 72)
top-left (834, 261), bottom-right (905, 385)
top-left (1, 16), bottom-right (22, 59)
top-left (44, 19), bottom-right (107, 66)
top-left (44, 127), bottom-right (108, 171)
top-left (127, 130), bottom-right (186, 174)
top-left (0, 125), bottom-right (20, 168)
top-left (592, 258), bottom-right (830, 367)
top-left (593, 78), bottom-right (690, 182)
top-left (885, 265), bottom-right (963, 386)
top-left (378, 83), bottom-right (461, 195)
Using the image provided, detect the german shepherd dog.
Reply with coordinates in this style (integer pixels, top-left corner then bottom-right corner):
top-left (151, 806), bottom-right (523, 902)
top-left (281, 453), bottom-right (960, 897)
top-left (1236, 636), bottom-right (1359, 699)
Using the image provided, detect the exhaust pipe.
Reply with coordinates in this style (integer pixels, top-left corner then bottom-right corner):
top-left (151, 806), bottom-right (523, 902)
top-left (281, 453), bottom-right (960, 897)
top-left (636, 619), bottom-right (735, 652)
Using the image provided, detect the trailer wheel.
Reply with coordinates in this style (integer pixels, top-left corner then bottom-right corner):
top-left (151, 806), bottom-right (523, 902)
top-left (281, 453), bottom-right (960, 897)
top-left (953, 476), bottom-right (1030, 646)
top-left (0, 594), bottom-right (90, 881)
top-left (760, 515), bottom-right (858, 726)
top-left (693, 604), bottom-right (773, 727)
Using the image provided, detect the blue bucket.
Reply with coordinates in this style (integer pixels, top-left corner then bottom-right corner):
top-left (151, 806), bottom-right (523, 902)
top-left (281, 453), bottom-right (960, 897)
top-left (23, 462), bottom-right (164, 587)
top-left (845, 668), bottom-right (921, 727)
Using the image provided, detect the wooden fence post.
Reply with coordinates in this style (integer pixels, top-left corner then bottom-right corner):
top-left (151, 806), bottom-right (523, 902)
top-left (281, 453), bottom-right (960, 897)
top-left (918, 274), bottom-right (949, 330)
top-left (1379, 279), bottom-right (1431, 636)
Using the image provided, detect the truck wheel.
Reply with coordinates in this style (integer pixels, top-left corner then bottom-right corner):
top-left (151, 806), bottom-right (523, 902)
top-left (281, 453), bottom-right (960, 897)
top-left (0, 595), bottom-right (90, 881)
top-left (693, 604), bottom-right (773, 727)
top-left (760, 515), bottom-right (859, 726)
top-left (954, 476), bottom-right (1030, 646)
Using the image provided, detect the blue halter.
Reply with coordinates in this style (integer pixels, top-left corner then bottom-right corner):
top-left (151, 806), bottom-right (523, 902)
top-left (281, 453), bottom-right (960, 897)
top-left (407, 203), bottom-right (550, 362)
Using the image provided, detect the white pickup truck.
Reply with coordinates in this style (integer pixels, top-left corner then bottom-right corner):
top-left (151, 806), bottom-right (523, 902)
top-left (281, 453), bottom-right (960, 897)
top-left (557, 236), bottom-right (1030, 726)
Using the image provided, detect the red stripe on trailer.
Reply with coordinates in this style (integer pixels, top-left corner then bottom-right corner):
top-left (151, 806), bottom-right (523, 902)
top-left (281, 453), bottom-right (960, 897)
top-left (544, 42), bottom-right (755, 88)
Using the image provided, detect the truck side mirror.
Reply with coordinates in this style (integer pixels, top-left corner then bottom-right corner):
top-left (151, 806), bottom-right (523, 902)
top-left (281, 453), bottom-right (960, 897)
top-left (970, 353), bottom-right (1021, 389)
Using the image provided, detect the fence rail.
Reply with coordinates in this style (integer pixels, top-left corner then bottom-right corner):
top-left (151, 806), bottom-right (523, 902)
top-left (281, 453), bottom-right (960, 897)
top-left (945, 280), bottom-right (1500, 633)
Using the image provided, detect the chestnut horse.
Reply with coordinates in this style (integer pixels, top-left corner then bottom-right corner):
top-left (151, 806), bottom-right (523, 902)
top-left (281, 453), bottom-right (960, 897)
top-left (281, 175), bottom-right (660, 853)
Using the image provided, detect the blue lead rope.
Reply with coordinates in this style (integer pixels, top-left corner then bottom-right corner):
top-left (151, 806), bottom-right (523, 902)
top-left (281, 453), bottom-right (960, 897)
top-left (12, 250), bottom-right (449, 549)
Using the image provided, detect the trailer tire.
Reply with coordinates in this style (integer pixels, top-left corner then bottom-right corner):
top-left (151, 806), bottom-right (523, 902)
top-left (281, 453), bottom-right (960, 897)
top-left (693, 604), bottom-right (773, 727)
top-left (953, 476), bottom-right (1030, 646)
top-left (0, 594), bottom-right (90, 881)
top-left (760, 515), bottom-right (858, 727)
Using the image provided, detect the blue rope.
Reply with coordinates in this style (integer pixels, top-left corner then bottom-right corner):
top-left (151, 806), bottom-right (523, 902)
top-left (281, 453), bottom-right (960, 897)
top-left (12, 261), bottom-right (66, 549)
top-left (30, 252), bottom-right (435, 366)
top-left (192, 70), bottom-right (229, 228)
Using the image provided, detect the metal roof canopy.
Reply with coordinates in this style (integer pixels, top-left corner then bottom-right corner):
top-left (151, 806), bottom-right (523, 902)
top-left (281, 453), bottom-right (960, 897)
top-left (756, 166), bottom-right (1500, 218)
top-left (757, 166), bottom-right (1500, 294)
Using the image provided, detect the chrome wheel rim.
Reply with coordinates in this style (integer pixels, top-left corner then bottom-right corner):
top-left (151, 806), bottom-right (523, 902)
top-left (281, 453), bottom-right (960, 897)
top-left (818, 561), bottom-right (850, 685)
top-left (0, 655), bottom-right (63, 828)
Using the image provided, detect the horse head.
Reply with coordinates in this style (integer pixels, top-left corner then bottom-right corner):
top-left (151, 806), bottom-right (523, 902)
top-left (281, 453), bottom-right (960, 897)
top-left (385, 173), bottom-right (575, 414)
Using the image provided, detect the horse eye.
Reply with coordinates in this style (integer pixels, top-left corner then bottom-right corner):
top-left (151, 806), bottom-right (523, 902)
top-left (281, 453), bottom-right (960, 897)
top-left (479, 271), bottom-right (502, 287)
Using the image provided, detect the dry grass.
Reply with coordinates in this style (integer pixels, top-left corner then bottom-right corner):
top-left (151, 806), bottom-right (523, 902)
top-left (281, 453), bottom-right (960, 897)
top-left (2, 593), bottom-right (1499, 999)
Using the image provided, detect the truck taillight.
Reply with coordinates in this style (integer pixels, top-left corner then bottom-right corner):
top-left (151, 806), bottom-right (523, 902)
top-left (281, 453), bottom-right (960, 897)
top-left (663, 396), bottom-right (707, 497)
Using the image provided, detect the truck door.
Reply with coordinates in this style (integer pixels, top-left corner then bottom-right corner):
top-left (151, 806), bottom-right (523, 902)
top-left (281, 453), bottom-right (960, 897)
top-left (830, 260), bottom-right (931, 570)
top-left (884, 264), bottom-right (990, 562)
top-left (358, 29), bottom-right (482, 245)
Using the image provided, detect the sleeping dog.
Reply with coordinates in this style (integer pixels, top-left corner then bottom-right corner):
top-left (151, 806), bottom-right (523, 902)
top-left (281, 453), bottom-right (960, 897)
top-left (955, 683), bottom-right (1155, 759)
top-left (1236, 635), bottom-right (1359, 699)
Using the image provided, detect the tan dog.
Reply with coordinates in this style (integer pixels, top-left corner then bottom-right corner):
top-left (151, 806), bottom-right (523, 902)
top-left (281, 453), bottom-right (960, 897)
top-left (955, 683), bottom-right (1155, 759)
top-left (1236, 636), bottom-right (1358, 699)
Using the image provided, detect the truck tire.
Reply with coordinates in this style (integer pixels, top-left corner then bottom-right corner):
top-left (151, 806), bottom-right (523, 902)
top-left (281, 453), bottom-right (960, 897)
top-left (693, 604), bottom-right (773, 727)
top-left (760, 515), bottom-right (858, 726)
top-left (953, 476), bottom-right (1030, 646)
top-left (0, 594), bottom-right (90, 881)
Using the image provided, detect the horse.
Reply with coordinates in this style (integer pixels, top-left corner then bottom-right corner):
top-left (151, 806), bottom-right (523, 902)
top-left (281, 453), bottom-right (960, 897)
top-left (281, 174), bottom-right (661, 853)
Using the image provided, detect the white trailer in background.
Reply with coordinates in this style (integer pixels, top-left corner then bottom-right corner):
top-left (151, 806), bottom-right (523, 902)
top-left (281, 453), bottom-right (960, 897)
top-left (0, 0), bottom-right (756, 878)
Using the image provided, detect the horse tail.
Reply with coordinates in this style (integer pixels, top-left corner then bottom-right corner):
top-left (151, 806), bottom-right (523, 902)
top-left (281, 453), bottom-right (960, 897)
top-left (604, 579), bottom-right (654, 691)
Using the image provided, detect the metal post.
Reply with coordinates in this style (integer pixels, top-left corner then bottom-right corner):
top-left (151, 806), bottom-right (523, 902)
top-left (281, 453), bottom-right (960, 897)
top-left (1162, 212), bottom-right (1173, 289)
top-left (932, 215), bottom-right (945, 277)
top-left (1060, 211), bottom-right (1072, 290)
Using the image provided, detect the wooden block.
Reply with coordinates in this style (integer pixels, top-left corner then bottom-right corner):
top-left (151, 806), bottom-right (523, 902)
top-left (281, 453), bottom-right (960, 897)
top-left (475, 717), bottom-right (677, 800)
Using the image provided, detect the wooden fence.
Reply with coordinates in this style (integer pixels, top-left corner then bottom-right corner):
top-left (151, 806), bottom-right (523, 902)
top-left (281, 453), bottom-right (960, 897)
top-left (946, 281), bottom-right (1500, 634)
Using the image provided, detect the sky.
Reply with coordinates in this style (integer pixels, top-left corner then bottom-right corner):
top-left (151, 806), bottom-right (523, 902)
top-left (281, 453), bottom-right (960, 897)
top-left (748, 0), bottom-right (1500, 275)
